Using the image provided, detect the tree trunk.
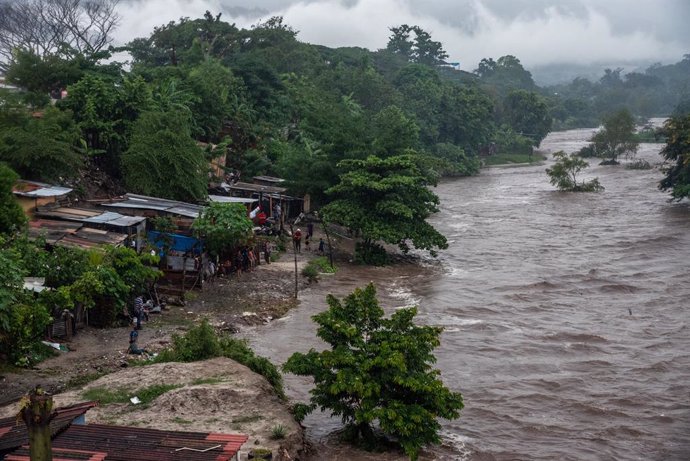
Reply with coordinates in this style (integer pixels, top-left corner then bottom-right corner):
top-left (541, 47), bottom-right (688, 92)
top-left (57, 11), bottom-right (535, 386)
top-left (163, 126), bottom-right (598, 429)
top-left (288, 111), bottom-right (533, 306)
top-left (19, 387), bottom-right (54, 461)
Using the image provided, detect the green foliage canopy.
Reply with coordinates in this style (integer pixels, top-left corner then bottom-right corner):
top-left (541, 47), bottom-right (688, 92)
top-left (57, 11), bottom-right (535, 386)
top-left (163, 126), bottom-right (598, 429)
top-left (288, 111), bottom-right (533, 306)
top-left (0, 164), bottom-right (26, 235)
top-left (193, 202), bottom-right (254, 256)
top-left (546, 151), bottom-right (604, 192)
top-left (121, 110), bottom-right (208, 202)
top-left (284, 283), bottom-right (463, 460)
top-left (590, 109), bottom-right (639, 163)
top-left (321, 154), bottom-right (448, 260)
top-left (659, 115), bottom-right (690, 200)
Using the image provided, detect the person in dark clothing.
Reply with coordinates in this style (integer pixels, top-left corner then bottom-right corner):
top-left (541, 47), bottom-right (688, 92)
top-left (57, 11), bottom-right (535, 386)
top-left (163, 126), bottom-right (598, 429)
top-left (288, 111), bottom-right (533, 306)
top-left (318, 237), bottom-right (325, 255)
top-left (241, 247), bottom-right (250, 271)
top-left (307, 222), bottom-right (314, 238)
top-left (128, 324), bottom-right (148, 355)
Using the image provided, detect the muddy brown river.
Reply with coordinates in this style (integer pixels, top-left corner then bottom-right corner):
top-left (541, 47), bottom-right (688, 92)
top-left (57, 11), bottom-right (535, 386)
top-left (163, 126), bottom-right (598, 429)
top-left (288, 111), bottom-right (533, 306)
top-left (246, 126), bottom-right (690, 460)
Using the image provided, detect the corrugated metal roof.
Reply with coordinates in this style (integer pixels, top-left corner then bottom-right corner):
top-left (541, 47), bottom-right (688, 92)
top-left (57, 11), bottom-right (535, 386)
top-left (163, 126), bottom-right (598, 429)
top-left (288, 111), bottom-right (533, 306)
top-left (35, 208), bottom-right (145, 228)
top-left (229, 181), bottom-right (287, 194)
top-left (0, 401), bottom-right (96, 454)
top-left (13, 180), bottom-right (72, 198)
top-left (102, 194), bottom-right (204, 218)
top-left (208, 195), bottom-right (257, 204)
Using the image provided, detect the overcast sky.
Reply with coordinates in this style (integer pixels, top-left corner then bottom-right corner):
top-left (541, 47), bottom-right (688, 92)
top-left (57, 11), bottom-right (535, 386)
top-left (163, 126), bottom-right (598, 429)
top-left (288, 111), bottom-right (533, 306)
top-left (117, 0), bottom-right (689, 71)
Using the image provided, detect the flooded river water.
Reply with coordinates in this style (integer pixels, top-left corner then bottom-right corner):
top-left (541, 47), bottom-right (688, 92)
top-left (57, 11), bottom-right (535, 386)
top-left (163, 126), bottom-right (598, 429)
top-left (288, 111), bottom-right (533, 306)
top-left (246, 127), bottom-right (690, 460)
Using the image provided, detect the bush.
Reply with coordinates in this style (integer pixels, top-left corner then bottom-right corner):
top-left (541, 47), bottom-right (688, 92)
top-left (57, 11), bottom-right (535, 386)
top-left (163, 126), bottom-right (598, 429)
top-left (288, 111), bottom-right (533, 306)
top-left (270, 424), bottom-right (286, 440)
top-left (546, 151), bottom-right (604, 192)
top-left (301, 264), bottom-right (319, 283)
top-left (311, 256), bottom-right (336, 273)
top-left (626, 159), bottom-right (652, 170)
top-left (154, 319), bottom-right (285, 399)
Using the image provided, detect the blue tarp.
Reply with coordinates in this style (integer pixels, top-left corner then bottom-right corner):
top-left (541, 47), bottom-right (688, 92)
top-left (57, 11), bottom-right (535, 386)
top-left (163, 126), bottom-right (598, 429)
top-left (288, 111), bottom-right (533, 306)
top-left (147, 231), bottom-right (203, 255)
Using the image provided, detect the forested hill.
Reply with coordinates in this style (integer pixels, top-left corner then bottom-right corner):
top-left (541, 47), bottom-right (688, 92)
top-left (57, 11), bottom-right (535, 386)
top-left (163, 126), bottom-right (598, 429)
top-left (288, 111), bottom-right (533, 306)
top-left (0, 11), bottom-right (688, 204)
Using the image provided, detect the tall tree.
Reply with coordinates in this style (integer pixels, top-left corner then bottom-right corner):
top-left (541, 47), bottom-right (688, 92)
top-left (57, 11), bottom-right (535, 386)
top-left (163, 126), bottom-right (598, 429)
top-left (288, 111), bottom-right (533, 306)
top-left (659, 115), bottom-right (690, 200)
top-left (321, 154), bottom-right (448, 261)
top-left (0, 0), bottom-right (120, 71)
top-left (121, 110), bottom-right (208, 202)
top-left (386, 25), bottom-right (448, 66)
top-left (501, 89), bottom-right (552, 146)
top-left (284, 283), bottom-right (463, 460)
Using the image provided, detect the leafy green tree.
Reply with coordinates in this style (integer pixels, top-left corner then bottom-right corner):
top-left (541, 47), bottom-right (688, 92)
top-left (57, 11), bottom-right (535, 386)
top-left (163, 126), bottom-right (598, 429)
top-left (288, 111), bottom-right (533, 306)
top-left (501, 89), bottom-right (552, 146)
top-left (284, 283), bottom-right (463, 460)
top-left (386, 25), bottom-right (448, 66)
top-left (193, 202), bottom-right (253, 256)
top-left (321, 154), bottom-right (448, 262)
top-left (590, 109), bottom-right (639, 164)
top-left (121, 110), bottom-right (208, 202)
top-left (546, 151), bottom-right (604, 192)
top-left (0, 101), bottom-right (82, 181)
top-left (372, 105), bottom-right (419, 156)
top-left (0, 164), bottom-right (26, 234)
top-left (475, 55), bottom-right (535, 92)
top-left (659, 115), bottom-right (690, 200)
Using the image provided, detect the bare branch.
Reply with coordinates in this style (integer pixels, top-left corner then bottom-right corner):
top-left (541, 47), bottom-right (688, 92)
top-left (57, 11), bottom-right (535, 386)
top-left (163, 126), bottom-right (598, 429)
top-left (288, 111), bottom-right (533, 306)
top-left (0, 0), bottom-right (120, 69)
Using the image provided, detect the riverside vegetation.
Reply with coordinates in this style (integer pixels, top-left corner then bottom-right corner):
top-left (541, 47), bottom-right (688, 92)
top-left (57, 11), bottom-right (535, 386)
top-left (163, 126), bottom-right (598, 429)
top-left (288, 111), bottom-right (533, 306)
top-left (2, 2), bottom-right (690, 459)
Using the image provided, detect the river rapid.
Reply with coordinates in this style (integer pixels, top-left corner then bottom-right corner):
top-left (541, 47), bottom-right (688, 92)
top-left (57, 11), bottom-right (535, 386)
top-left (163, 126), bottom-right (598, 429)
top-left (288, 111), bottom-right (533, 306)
top-left (246, 126), bottom-right (690, 460)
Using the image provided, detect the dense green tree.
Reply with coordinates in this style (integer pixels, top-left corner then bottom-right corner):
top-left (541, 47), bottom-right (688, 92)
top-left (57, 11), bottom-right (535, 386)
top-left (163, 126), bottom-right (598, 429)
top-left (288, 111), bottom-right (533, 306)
top-left (546, 151), bottom-right (604, 192)
top-left (590, 109), bottom-right (639, 163)
top-left (322, 154), bottom-right (448, 261)
top-left (192, 202), bottom-right (253, 256)
top-left (386, 25), bottom-right (448, 66)
top-left (121, 110), bottom-right (208, 202)
top-left (474, 55), bottom-right (535, 92)
top-left (659, 115), bottom-right (690, 200)
top-left (0, 104), bottom-right (82, 182)
top-left (284, 283), bottom-right (463, 460)
top-left (372, 105), bottom-right (420, 156)
top-left (0, 164), bottom-right (26, 235)
top-left (501, 89), bottom-right (552, 146)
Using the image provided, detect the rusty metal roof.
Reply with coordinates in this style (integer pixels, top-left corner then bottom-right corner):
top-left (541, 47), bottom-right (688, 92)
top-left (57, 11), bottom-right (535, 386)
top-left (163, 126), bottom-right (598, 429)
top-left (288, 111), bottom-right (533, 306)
top-left (1, 402), bottom-right (248, 461)
top-left (27, 219), bottom-right (129, 249)
top-left (0, 401), bottom-right (97, 455)
top-left (35, 208), bottom-right (145, 228)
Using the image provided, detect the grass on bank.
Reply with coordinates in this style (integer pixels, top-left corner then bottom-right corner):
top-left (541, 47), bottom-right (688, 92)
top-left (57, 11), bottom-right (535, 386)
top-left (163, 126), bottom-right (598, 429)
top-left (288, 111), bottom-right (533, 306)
top-left (82, 383), bottom-right (182, 407)
top-left (483, 152), bottom-right (545, 166)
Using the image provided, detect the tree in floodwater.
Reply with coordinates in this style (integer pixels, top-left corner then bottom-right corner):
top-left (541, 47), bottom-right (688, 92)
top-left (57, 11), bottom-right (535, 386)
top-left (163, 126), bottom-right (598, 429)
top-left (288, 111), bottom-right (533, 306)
top-left (659, 114), bottom-right (690, 200)
top-left (283, 283), bottom-right (463, 461)
top-left (590, 109), bottom-right (639, 164)
top-left (546, 151), bottom-right (604, 192)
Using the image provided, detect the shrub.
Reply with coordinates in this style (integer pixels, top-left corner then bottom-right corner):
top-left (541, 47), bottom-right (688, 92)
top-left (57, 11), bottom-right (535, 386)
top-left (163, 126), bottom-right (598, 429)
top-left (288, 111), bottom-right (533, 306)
top-left (270, 424), bottom-right (286, 440)
top-left (626, 159), bottom-right (652, 170)
top-left (154, 319), bottom-right (285, 399)
top-left (546, 151), bottom-right (604, 192)
top-left (301, 264), bottom-right (319, 283)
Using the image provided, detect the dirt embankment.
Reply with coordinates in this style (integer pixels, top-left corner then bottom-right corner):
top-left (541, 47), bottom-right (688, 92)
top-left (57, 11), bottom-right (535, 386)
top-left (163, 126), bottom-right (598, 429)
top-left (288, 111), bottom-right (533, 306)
top-left (0, 358), bottom-right (303, 460)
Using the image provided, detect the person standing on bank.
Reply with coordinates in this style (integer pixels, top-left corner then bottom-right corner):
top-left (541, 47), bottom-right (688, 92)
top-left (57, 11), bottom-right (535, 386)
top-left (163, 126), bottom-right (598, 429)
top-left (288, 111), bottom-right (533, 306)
top-left (293, 228), bottom-right (302, 253)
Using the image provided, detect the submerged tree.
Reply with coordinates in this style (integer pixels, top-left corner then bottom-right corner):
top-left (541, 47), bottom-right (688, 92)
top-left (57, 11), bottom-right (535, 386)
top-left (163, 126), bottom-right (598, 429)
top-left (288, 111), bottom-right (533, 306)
top-left (590, 109), bottom-right (639, 164)
top-left (284, 283), bottom-right (463, 460)
top-left (659, 114), bottom-right (690, 200)
top-left (546, 151), bottom-right (604, 192)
